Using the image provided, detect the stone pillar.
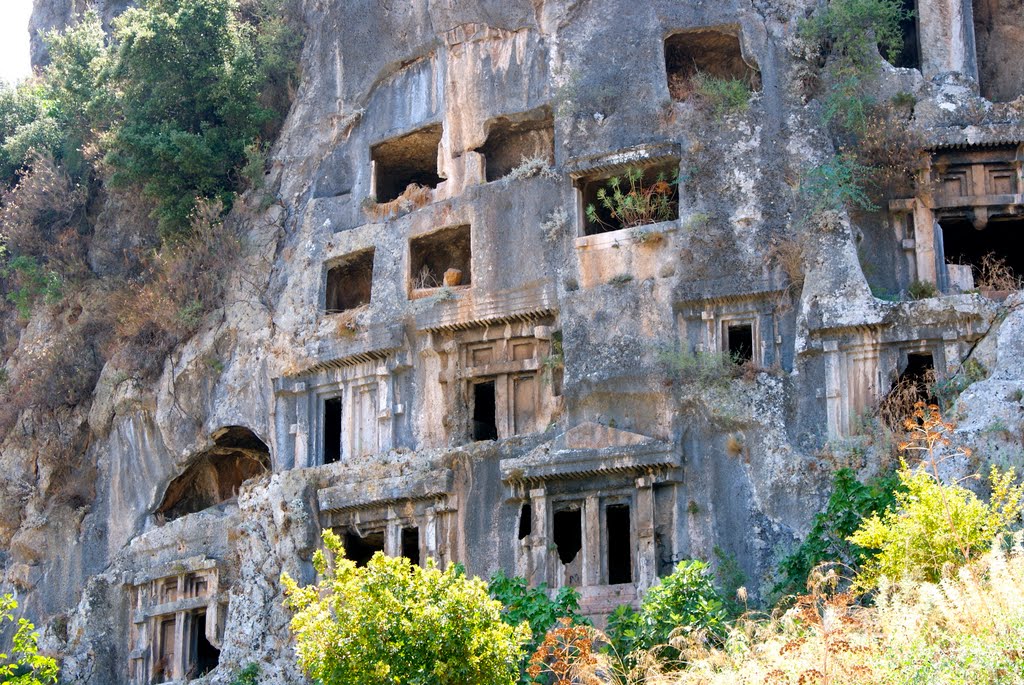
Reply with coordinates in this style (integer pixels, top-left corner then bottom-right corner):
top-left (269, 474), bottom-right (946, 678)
top-left (528, 487), bottom-right (548, 587)
top-left (424, 506), bottom-right (438, 562)
top-left (913, 203), bottom-right (938, 286)
top-left (635, 477), bottom-right (657, 592)
top-left (919, 0), bottom-right (978, 81)
top-left (823, 340), bottom-right (844, 439)
top-left (583, 495), bottom-right (601, 586)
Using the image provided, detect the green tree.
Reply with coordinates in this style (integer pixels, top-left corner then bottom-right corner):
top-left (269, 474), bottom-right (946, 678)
top-left (606, 560), bottom-right (725, 668)
top-left (0, 594), bottom-right (59, 685)
top-left (282, 530), bottom-right (527, 685)
top-left (105, 0), bottom-right (278, 235)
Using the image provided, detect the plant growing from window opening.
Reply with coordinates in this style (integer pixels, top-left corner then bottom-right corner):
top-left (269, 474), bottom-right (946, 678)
top-left (585, 167), bottom-right (678, 232)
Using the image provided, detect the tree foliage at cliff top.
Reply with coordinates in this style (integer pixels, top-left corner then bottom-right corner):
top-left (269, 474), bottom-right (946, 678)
top-left (0, 0), bottom-right (300, 237)
top-left (282, 529), bottom-right (528, 685)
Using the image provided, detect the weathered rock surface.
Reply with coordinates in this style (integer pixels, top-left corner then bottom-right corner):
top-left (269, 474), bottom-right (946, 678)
top-left (3, 0), bottom-right (1024, 683)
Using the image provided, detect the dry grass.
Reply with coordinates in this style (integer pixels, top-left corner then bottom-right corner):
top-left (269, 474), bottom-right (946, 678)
top-left (975, 253), bottom-right (1022, 291)
top-left (361, 183), bottom-right (432, 221)
top-left (661, 542), bottom-right (1024, 685)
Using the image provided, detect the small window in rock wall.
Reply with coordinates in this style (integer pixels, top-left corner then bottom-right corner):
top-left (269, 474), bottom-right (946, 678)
top-left (518, 503), bottom-right (532, 540)
top-left (476, 110), bottom-right (555, 182)
top-left (323, 397), bottom-right (343, 464)
top-left (410, 225), bottom-right (472, 293)
top-left (664, 29), bottom-right (760, 101)
top-left (578, 161), bottom-right (680, 236)
top-left (472, 380), bottom-right (498, 441)
top-left (372, 124), bottom-right (443, 203)
top-left (606, 504), bottom-right (632, 585)
top-left (326, 249), bottom-right (375, 313)
top-left (725, 323), bottom-right (754, 364)
top-left (345, 529), bottom-right (385, 567)
top-left (553, 508), bottom-right (582, 565)
top-left (402, 526), bottom-right (421, 566)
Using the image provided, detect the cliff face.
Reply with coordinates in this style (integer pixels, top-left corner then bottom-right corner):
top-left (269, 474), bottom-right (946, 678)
top-left (5, 0), bottom-right (1024, 683)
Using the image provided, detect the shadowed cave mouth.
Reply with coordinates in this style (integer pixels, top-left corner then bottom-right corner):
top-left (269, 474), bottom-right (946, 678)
top-left (156, 427), bottom-right (270, 521)
top-left (372, 124), bottom-right (443, 203)
top-left (325, 248), bottom-right (375, 313)
top-left (941, 217), bottom-right (1024, 289)
top-left (664, 28), bottom-right (761, 101)
top-left (475, 108), bottom-right (555, 182)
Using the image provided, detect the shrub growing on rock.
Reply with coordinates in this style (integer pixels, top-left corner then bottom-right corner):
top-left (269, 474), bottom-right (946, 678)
top-left (0, 594), bottom-right (59, 684)
top-left (282, 529), bottom-right (527, 685)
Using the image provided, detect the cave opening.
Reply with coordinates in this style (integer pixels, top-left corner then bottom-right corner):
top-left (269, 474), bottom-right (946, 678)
top-left (325, 248), bottom-right (375, 313)
top-left (372, 124), bottom-right (443, 202)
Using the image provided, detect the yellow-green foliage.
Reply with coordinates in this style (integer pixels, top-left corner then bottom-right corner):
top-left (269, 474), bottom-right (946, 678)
top-left (664, 542), bottom-right (1024, 685)
top-left (848, 465), bottom-right (1024, 590)
top-left (1, 594), bottom-right (59, 684)
top-left (281, 529), bottom-right (528, 685)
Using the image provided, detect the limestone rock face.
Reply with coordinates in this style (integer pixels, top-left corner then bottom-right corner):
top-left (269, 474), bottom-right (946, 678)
top-left (6, 0), bottom-right (1024, 683)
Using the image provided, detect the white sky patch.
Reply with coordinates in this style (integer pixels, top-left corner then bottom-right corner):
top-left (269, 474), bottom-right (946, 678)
top-left (0, 0), bottom-right (34, 85)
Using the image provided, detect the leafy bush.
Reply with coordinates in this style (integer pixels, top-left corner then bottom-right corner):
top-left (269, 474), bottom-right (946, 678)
top-left (801, 0), bottom-right (910, 67)
top-left (488, 571), bottom-right (586, 683)
top-left (802, 153), bottom-right (877, 214)
top-left (229, 663), bottom-right (260, 685)
top-left (585, 166), bottom-right (678, 233)
top-left (850, 465), bottom-right (1024, 590)
top-left (2, 255), bottom-right (64, 318)
top-left (282, 529), bottom-right (527, 685)
top-left (606, 560), bottom-right (726, 668)
top-left (0, 594), bottom-right (59, 684)
top-left (774, 468), bottom-right (904, 598)
top-left (849, 403), bottom-right (1024, 590)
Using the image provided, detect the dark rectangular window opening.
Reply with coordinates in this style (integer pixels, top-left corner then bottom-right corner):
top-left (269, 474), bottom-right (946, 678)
top-left (344, 529), bottom-right (385, 567)
top-left (323, 397), bottom-right (343, 464)
top-left (665, 29), bottom-right (761, 101)
top-left (518, 503), bottom-right (532, 540)
top-left (372, 124), bottom-right (443, 203)
top-left (941, 217), bottom-right (1024, 291)
top-left (472, 380), bottom-right (498, 441)
top-left (552, 508), bottom-right (582, 565)
top-left (401, 526), bottom-right (420, 566)
top-left (475, 109), bottom-right (555, 182)
top-left (410, 224), bottom-right (472, 291)
top-left (326, 248), bottom-right (375, 313)
top-left (606, 504), bottom-right (633, 585)
top-left (190, 612), bottom-right (220, 677)
top-left (890, 0), bottom-right (920, 69)
top-left (579, 161), bottom-right (680, 236)
top-left (726, 323), bottom-right (754, 364)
